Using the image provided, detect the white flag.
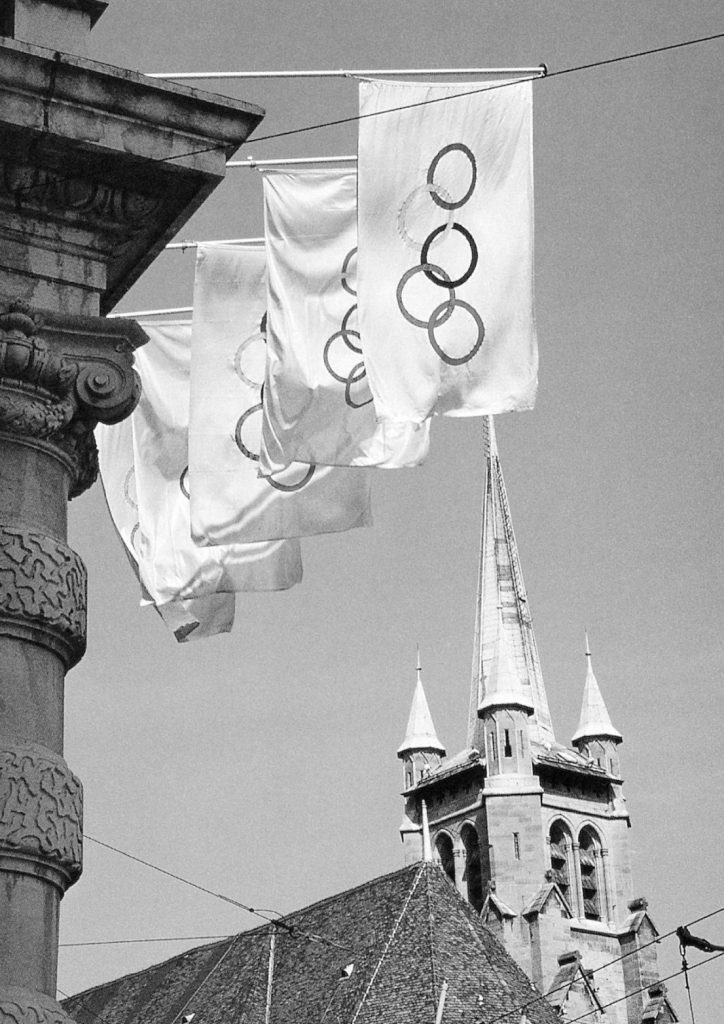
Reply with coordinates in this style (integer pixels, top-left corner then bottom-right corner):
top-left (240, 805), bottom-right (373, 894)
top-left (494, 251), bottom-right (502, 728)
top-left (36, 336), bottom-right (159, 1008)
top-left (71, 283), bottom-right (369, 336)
top-left (124, 323), bottom-right (303, 608)
top-left (188, 244), bottom-right (373, 546)
top-left (96, 414), bottom-right (237, 642)
top-left (259, 169), bottom-right (429, 471)
top-left (358, 78), bottom-right (537, 423)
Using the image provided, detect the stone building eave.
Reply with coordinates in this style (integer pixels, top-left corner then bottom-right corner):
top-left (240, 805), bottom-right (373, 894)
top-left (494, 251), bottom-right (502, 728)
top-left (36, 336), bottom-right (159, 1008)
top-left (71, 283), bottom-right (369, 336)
top-left (0, 38), bottom-right (265, 312)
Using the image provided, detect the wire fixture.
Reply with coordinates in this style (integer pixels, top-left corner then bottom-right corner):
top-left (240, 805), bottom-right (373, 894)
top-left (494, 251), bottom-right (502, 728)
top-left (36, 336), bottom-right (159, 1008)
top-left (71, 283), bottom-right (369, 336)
top-left (146, 66), bottom-right (547, 81)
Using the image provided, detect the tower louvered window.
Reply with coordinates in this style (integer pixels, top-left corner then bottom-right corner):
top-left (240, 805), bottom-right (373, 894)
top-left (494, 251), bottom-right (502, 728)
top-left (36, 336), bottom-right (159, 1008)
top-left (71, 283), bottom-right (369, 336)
top-left (549, 822), bottom-right (571, 903)
top-left (578, 828), bottom-right (601, 920)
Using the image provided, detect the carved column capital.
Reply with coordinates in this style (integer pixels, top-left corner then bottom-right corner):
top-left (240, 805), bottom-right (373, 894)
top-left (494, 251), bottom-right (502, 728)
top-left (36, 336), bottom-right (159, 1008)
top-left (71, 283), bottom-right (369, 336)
top-left (0, 988), bottom-right (79, 1024)
top-left (0, 297), bottom-right (147, 497)
top-left (0, 742), bottom-right (83, 892)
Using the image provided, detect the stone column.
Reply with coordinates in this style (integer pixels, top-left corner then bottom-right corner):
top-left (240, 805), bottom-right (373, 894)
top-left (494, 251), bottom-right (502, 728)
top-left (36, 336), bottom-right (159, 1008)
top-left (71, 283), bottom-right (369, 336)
top-left (0, 11), bottom-right (263, 1017)
top-left (0, 299), bottom-right (145, 1021)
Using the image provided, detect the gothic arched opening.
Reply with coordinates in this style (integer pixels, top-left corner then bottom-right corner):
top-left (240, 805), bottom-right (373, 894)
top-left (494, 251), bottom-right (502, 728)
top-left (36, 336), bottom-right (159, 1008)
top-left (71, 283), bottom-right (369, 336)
top-left (549, 820), bottom-right (573, 907)
top-left (434, 831), bottom-right (455, 885)
top-left (461, 824), bottom-right (484, 912)
top-left (578, 826), bottom-right (602, 921)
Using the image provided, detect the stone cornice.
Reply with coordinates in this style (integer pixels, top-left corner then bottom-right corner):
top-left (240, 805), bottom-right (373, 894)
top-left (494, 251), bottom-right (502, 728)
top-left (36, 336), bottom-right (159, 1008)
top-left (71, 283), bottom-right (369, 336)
top-left (0, 39), bottom-right (264, 311)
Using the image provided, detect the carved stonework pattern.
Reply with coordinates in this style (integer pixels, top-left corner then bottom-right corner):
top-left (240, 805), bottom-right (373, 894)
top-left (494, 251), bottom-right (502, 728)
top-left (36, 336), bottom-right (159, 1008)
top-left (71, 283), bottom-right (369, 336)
top-left (0, 156), bottom-right (163, 232)
top-left (0, 989), bottom-right (79, 1024)
top-left (0, 745), bottom-right (83, 885)
top-left (0, 525), bottom-right (86, 666)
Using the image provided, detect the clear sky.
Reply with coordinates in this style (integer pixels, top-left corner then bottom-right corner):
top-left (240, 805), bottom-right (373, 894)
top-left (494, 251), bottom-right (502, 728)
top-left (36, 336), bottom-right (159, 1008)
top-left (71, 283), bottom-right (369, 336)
top-left (59, 2), bottom-right (723, 1019)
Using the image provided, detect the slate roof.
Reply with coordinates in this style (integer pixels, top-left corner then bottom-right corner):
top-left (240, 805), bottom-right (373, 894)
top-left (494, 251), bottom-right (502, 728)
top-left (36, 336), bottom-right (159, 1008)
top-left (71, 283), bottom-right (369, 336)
top-left (63, 864), bottom-right (560, 1024)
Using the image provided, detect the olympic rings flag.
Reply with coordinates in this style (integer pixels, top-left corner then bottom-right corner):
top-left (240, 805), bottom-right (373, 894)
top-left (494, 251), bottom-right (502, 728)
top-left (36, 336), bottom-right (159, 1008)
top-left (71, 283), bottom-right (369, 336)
top-left (357, 78), bottom-right (538, 423)
top-left (188, 245), bottom-right (372, 546)
top-left (96, 414), bottom-right (238, 642)
top-left (129, 324), bottom-right (302, 600)
top-left (259, 169), bottom-right (430, 470)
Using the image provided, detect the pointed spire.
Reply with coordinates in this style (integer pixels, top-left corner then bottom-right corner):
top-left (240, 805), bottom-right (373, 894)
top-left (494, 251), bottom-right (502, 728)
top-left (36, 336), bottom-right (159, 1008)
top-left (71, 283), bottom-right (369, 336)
top-left (398, 650), bottom-right (446, 758)
top-left (480, 610), bottom-right (535, 713)
top-left (469, 417), bottom-right (555, 747)
top-left (421, 799), bottom-right (433, 862)
top-left (572, 633), bottom-right (622, 744)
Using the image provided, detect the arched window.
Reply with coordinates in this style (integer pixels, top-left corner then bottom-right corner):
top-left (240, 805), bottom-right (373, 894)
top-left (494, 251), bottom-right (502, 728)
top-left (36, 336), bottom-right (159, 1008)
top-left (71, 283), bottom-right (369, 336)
top-left (549, 821), bottom-right (573, 906)
top-left (578, 827), bottom-right (602, 921)
top-left (461, 824), bottom-right (483, 912)
top-left (434, 832), bottom-right (455, 885)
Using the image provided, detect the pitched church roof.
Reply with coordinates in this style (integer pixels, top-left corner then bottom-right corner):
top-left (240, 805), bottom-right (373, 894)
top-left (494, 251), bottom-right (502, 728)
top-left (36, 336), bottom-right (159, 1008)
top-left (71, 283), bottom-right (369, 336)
top-left (468, 417), bottom-right (555, 748)
top-left (62, 864), bottom-right (560, 1024)
top-left (572, 635), bottom-right (622, 744)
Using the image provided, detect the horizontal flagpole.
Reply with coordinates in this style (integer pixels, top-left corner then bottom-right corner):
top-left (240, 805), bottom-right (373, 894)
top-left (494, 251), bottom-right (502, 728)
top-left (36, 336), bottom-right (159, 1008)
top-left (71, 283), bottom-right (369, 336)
top-left (227, 155), bottom-right (356, 168)
top-left (165, 237), bottom-right (265, 250)
top-left (146, 66), bottom-right (547, 81)
top-left (106, 306), bottom-right (192, 319)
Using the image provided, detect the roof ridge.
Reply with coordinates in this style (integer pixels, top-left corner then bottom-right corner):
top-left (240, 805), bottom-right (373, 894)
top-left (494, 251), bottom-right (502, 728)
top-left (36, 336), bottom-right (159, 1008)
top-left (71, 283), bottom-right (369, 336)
top-left (349, 864), bottom-right (426, 1023)
top-left (235, 938), bottom-right (271, 1024)
top-left (424, 864), bottom-right (440, 1014)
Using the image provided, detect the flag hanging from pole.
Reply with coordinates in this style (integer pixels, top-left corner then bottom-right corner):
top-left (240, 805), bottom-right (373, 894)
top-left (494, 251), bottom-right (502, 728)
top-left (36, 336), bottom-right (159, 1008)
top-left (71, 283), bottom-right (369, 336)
top-left (259, 168), bottom-right (429, 471)
top-left (188, 244), bottom-right (373, 546)
top-left (100, 323), bottom-right (303, 627)
top-left (96, 414), bottom-right (237, 642)
top-left (357, 77), bottom-right (537, 424)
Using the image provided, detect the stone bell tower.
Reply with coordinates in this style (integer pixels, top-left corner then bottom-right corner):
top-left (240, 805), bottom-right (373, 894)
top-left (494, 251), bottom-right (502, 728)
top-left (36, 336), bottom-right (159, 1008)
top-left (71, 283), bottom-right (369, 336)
top-left (0, 5), bottom-right (263, 1021)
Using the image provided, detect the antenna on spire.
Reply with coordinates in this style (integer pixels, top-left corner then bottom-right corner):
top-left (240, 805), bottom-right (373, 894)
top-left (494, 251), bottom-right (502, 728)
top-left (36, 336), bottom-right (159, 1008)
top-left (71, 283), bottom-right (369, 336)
top-left (585, 628), bottom-right (592, 659)
top-left (416, 643), bottom-right (422, 675)
top-left (421, 800), bottom-right (433, 862)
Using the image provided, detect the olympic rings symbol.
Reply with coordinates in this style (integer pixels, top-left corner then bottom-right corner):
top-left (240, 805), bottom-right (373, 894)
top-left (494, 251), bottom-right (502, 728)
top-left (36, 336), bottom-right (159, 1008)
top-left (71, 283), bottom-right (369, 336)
top-left (232, 312), bottom-right (316, 492)
top-left (123, 466), bottom-right (145, 558)
top-left (322, 248), bottom-right (374, 410)
top-left (395, 143), bottom-right (486, 367)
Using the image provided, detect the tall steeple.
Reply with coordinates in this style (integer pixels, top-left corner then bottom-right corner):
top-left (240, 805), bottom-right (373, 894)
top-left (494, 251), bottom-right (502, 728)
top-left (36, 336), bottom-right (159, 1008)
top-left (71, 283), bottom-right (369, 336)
top-left (468, 418), bottom-right (555, 749)
top-left (572, 633), bottom-right (622, 772)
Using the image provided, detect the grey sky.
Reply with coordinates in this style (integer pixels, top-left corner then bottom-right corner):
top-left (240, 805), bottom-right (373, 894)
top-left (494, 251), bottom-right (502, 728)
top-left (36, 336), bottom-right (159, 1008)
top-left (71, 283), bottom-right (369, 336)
top-left (59, 2), bottom-right (723, 1018)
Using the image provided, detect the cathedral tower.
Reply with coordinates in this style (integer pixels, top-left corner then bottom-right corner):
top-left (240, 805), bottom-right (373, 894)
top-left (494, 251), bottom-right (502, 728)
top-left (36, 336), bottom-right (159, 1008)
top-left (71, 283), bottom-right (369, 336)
top-left (397, 418), bottom-right (677, 1024)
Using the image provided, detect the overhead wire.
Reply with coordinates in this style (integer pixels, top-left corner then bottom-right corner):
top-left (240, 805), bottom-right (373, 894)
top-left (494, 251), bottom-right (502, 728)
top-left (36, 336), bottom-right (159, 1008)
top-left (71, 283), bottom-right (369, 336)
top-left (60, 934), bottom-right (231, 947)
top-left (83, 833), bottom-right (351, 953)
top-left (482, 904), bottom-right (724, 1024)
top-left (563, 949), bottom-right (724, 1024)
top-left (220, 32), bottom-right (724, 148)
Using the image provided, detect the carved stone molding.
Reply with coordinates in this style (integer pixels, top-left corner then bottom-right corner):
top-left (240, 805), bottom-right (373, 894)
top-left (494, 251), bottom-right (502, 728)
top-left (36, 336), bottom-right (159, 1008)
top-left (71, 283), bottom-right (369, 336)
top-left (0, 989), bottom-right (79, 1024)
top-left (0, 298), bottom-right (146, 497)
top-left (0, 525), bottom-right (87, 668)
top-left (0, 743), bottom-right (83, 889)
top-left (0, 156), bottom-right (163, 235)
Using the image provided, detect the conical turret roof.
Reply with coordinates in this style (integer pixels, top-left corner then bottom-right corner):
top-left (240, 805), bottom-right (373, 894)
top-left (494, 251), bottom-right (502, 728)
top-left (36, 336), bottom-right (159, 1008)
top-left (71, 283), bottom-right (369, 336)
top-left (572, 635), bottom-right (622, 744)
top-left (398, 652), bottom-right (446, 757)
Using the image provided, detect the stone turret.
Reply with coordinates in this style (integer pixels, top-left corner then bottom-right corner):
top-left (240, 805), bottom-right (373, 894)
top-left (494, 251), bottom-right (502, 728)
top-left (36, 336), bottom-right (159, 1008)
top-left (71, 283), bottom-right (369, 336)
top-left (572, 633), bottom-right (623, 777)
